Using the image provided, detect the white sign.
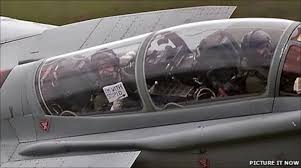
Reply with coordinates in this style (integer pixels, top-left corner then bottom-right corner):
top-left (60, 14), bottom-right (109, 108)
top-left (103, 82), bottom-right (128, 103)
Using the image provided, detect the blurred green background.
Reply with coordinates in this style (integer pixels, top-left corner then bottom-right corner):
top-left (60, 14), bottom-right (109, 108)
top-left (1, 0), bottom-right (300, 25)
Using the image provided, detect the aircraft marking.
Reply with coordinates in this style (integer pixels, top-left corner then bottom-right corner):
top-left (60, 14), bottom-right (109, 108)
top-left (199, 158), bottom-right (210, 168)
top-left (39, 119), bottom-right (50, 132)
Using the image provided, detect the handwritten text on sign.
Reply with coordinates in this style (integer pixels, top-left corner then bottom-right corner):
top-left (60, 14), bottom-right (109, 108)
top-left (103, 82), bottom-right (128, 103)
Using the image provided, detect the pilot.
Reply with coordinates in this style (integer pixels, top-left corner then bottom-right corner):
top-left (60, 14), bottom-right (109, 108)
top-left (87, 49), bottom-right (140, 113)
top-left (240, 29), bottom-right (273, 93)
top-left (194, 30), bottom-right (241, 97)
top-left (87, 49), bottom-right (121, 112)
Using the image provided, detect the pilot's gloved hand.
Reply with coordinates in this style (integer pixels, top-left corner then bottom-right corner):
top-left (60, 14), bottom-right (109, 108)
top-left (110, 100), bottom-right (122, 111)
top-left (120, 51), bottom-right (136, 66)
top-left (294, 77), bottom-right (301, 94)
top-left (241, 57), bottom-right (248, 69)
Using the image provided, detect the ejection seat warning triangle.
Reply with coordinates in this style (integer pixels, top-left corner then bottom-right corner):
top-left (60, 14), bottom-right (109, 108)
top-left (103, 82), bottom-right (128, 103)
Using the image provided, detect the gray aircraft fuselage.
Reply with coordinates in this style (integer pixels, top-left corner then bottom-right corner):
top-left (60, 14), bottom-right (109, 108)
top-left (1, 8), bottom-right (300, 168)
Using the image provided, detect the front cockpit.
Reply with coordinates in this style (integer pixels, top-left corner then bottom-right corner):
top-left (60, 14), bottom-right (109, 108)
top-left (36, 35), bottom-right (148, 116)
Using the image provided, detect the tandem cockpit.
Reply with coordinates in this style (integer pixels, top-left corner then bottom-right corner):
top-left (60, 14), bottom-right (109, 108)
top-left (36, 18), bottom-right (294, 116)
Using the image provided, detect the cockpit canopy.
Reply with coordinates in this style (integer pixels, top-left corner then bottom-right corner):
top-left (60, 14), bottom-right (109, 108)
top-left (36, 18), bottom-right (294, 116)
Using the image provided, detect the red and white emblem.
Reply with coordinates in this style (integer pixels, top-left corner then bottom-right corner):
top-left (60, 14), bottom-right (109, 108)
top-left (199, 158), bottom-right (209, 168)
top-left (39, 119), bottom-right (50, 132)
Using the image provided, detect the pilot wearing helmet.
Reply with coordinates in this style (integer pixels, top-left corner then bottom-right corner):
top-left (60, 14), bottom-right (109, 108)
top-left (194, 30), bottom-right (241, 97)
top-left (87, 49), bottom-right (139, 113)
top-left (91, 50), bottom-right (120, 88)
top-left (87, 49), bottom-right (121, 112)
top-left (240, 29), bottom-right (274, 93)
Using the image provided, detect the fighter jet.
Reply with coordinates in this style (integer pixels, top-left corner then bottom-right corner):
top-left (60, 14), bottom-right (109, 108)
top-left (1, 6), bottom-right (300, 168)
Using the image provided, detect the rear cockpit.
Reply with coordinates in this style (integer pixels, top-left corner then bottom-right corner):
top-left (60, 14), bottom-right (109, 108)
top-left (144, 18), bottom-right (293, 107)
